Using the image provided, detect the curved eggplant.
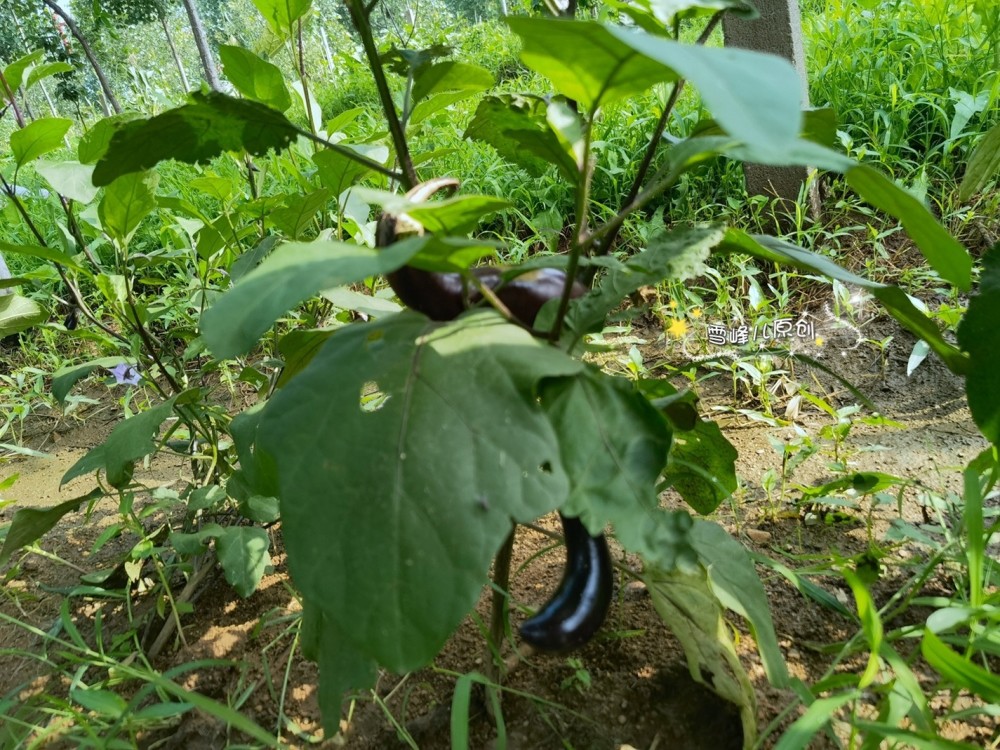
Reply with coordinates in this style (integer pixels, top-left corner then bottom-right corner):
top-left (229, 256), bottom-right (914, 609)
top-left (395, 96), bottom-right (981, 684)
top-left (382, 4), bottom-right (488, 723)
top-left (519, 515), bottom-right (613, 651)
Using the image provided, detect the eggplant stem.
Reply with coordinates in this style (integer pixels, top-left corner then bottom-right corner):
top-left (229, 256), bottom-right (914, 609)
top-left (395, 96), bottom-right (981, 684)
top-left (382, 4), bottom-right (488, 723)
top-left (484, 525), bottom-right (516, 720)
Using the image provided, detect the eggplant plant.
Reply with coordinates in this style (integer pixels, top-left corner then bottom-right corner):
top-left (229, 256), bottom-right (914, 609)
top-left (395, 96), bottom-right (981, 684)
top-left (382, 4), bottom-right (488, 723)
top-left (1, 0), bottom-right (987, 746)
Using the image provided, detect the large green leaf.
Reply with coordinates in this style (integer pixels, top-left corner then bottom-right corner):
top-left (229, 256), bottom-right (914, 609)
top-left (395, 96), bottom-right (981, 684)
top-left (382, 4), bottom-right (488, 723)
top-left (92, 92), bottom-right (299, 186)
top-left (464, 94), bottom-right (578, 180)
top-left (10, 118), bottom-right (73, 167)
top-left (312, 143), bottom-right (389, 196)
top-left (219, 45), bottom-right (292, 112)
top-left (200, 237), bottom-right (425, 359)
top-left (3, 49), bottom-right (44, 92)
top-left (215, 526), bottom-right (271, 597)
top-left (922, 629), bottom-right (1000, 703)
top-left (663, 418), bottom-right (738, 514)
top-left (539, 367), bottom-right (697, 569)
top-left (270, 188), bottom-right (331, 239)
top-left (98, 171), bottom-right (158, 244)
top-left (250, 0), bottom-right (312, 37)
top-left (959, 122), bottom-right (1000, 201)
top-left (408, 60), bottom-right (493, 126)
top-left (62, 398), bottom-right (176, 488)
top-left (258, 312), bottom-right (581, 675)
top-left (717, 230), bottom-right (970, 375)
top-left (0, 489), bottom-right (102, 566)
top-left (0, 294), bottom-right (47, 337)
top-left (644, 563), bottom-right (757, 747)
top-left (957, 246), bottom-right (1000, 445)
top-left (25, 61), bottom-right (73, 91)
top-left (507, 18), bottom-right (801, 153)
top-left (689, 521), bottom-right (790, 689)
top-left (35, 159), bottom-right (99, 204)
top-left (0, 240), bottom-right (85, 272)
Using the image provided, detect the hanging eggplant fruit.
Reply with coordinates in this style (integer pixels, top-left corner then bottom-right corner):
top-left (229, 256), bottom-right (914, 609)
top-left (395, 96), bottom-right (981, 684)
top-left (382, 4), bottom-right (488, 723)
top-left (376, 179), bottom-right (612, 651)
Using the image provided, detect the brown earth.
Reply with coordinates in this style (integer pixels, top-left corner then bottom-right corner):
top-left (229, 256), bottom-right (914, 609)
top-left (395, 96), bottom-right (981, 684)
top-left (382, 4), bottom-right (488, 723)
top-left (1, 309), bottom-right (997, 749)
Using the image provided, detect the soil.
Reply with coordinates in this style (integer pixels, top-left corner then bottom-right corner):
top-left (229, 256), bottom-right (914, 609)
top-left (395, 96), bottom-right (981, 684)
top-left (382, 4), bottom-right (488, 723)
top-left (1, 309), bottom-right (997, 750)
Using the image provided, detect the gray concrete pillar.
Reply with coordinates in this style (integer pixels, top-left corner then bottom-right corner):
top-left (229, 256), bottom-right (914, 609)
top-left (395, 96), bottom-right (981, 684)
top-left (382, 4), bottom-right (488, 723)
top-left (723, 0), bottom-right (821, 220)
top-left (0, 253), bottom-right (11, 296)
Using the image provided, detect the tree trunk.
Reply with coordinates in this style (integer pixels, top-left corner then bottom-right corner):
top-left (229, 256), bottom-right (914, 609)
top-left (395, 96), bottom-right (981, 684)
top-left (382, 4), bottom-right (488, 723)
top-left (160, 13), bottom-right (191, 92)
top-left (180, 0), bottom-right (221, 91)
top-left (41, 0), bottom-right (121, 114)
top-left (499, 0), bottom-right (508, 16)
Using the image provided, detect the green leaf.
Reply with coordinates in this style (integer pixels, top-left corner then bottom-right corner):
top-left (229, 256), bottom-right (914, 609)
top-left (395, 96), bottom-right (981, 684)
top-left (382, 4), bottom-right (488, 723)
top-left (250, 0), bottom-right (312, 38)
top-left (0, 240), bottom-right (85, 272)
top-left (313, 143), bottom-right (389, 196)
top-left (70, 688), bottom-right (128, 718)
top-left (355, 188), bottom-right (510, 238)
top-left (540, 367), bottom-right (696, 569)
top-left (34, 159), bottom-right (99, 204)
top-left (0, 294), bottom-right (47, 337)
top-left (275, 328), bottom-right (336, 387)
top-left (922, 629), bottom-right (1000, 703)
top-left (51, 357), bottom-right (130, 403)
top-left (464, 94), bottom-right (578, 180)
top-left (240, 495), bottom-right (280, 523)
top-left (219, 45), bottom-right (292, 112)
top-left (10, 117), bottom-right (72, 167)
top-left (608, 0), bottom-right (757, 31)
top-left (98, 171), bottom-right (158, 244)
top-left (92, 92), bottom-right (299, 186)
top-left (409, 61), bottom-right (494, 125)
top-left (772, 690), bottom-right (861, 750)
top-left (565, 225), bottom-right (723, 345)
top-left (3, 49), bottom-right (44, 92)
top-left (215, 526), bottom-right (270, 597)
top-left (846, 165), bottom-right (971, 291)
top-left (270, 188), bottom-right (331, 239)
top-left (957, 246), bottom-right (1000, 445)
top-left (663, 418), bottom-right (738, 514)
top-left (259, 312), bottom-right (581, 674)
top-left (62, 398), bottom-right (176, 488)
top-left (718, 230), bottom-right (970, 374)
top-left (507, 18), bottom-right (801, 153)
top-left (25, 61), bottom-right (73, 90)
top-left (78, 114), bottom-right (139, 165)
top-left (308, 602), bottom-right (377, 734)
top-left (411, 61), bottom-right (493, 106)
top-left (842, 569), bottom-right (884, 688)
top-left (690, 521), bottom-right (789, 688)
top-left (960, 122), bottom-right (1000, 201)
top-left (644, 562), bottom-right (758, 745)
top-left (200, 237), bottom-right (425, 359)
top-left (0, 490), bottom-right (102, 566)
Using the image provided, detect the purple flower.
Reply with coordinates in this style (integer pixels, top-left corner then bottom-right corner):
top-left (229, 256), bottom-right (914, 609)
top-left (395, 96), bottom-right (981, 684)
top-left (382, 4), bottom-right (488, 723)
top-left (109, 363), bottom-right (141, 385)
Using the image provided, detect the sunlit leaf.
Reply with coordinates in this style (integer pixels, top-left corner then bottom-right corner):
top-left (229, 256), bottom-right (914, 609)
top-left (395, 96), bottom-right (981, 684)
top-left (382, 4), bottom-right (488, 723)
top-left (93, 92), bottom-right (299, 186)
top-left (10, 118), bottom-right (72, 166)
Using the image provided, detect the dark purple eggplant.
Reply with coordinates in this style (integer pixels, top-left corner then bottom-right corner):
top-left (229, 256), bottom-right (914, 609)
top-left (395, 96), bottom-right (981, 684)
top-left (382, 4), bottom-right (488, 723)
top-left (376, 179), bottom-right (584, 327)
top-left (518, 515), bottom-right (613, 651)
top-left (377, 179), bottom-right (612, 651)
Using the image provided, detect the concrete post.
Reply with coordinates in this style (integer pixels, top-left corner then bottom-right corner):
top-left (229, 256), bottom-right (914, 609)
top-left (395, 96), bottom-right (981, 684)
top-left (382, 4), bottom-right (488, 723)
top-left (723, 0), bottom-right (821, 220)
top-left (0, 253), bottom-right (11, 296)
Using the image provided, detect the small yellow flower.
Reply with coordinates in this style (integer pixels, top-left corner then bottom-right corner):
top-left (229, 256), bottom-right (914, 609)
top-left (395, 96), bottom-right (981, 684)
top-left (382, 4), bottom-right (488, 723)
top-left (668, 299), bottom-right (678, 309)
top-left (667, 318), bottom-right (688, 338)
top-left (815, 336), bottom-right (825, 347)
top-left (690, 307), bottom-right (702, 318)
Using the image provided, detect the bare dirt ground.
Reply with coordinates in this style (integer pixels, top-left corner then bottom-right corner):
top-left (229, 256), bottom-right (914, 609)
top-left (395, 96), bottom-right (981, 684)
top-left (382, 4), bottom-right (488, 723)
top-left (1, 312), bottom-right (997, 749)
